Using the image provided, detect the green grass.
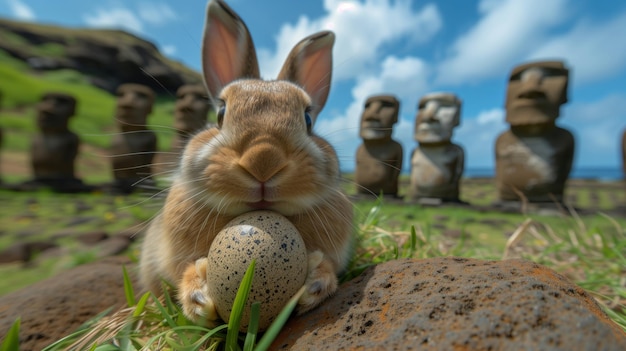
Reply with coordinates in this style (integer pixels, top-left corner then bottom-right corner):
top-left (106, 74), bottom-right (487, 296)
top-left (0, 189), bottom-right (157, 295)
top-left (32, 259), bottom-right (303, 351)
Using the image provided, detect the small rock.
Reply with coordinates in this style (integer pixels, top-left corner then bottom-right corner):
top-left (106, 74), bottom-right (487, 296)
top-left (0, 241), bottom-right (57, 264)
top-left (95, 236), bottom-right (132, 257)
top-left (114, 229), bottom-right (141, 242)
top-left (479, 218), bottom-right (510, 227)
top-left (432, 215), bottom-right (449, 222)
top-left (74, 201), bottom-right (93, 213)
top-left (272, 258), bottom-right (626, 350)
top-left (442, 228), bottom-right (467, 239)
top-left (66, 216), bottom-right (98, 227)
top-left (77, 230), bottom-right (109, 245)
top-left (431, 223), bottom-right (447, 230)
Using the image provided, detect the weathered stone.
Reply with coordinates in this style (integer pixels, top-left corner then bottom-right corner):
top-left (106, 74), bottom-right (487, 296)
top-left (409, 92), bottom-right (464, 202)
top-left (272, 258), bottom-right (626, 351)
top-left (76, 230), bottom-right (109, 245)
top-left (95, 236), bottom-right (132, 257)
top-left (114, 229), bottom-right (141, 242)
top-left (66, 216), bottom-right (98, 227)
top-left (22, 92), bottom-right (93, 193)
top-left (495, 60), bottom-right (574, 203)
top-left (109, 83), bottom-right (157, 194)
top-left (0, 241), bottom-right (57, 264)
top-left (171, 84), bottom-right (214, 152)
top-left (0, 257), bottom-right (137, 351)
top-left (355, 94), bottom-right (403, 197)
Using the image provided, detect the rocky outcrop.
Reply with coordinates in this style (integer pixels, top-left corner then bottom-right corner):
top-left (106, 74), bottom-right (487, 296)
top-left (273, 257), bottom-right (626, 350)
top-left (0, 18), bottom-right (202, 95)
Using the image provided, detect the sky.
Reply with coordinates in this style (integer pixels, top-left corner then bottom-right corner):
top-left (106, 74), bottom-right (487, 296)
top-left (1, 0), bottom-right (626, 174)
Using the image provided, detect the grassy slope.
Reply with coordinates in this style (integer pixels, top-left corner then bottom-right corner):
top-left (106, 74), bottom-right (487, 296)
top-left (0, 18), bottom-right (201, 85)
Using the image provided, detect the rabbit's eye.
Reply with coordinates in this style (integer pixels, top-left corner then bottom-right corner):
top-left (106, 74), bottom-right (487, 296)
top-left (304, 111), bottom-right (312, 133)
top-left (217, 105), bottom-right (225, 127)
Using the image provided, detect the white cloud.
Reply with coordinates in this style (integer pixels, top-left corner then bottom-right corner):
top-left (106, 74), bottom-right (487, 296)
top-left (561, 94), bottom-right (626, 167)
top-left (528, 11), bottom-right (626, 85)
top-left (7, 0), bottom-right (35, 20)
top-left (455, 108), bottom-right (507, 168)
top-left (83, 7), bottom-right (144, 33)
top-left (138, 2), bottom-right (177, 25)
top-left (258, 0), bottom-right (442, 81)
top-left (435, 0), bottom-right (569, 85)
top-left (352, 56), bottom-right (431, 105)
top-left (162, 44), bottom-right (177, 56)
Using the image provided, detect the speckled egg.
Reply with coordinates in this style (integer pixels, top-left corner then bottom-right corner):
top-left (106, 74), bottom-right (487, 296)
top-left (206, 210), bottom-right (308, 331)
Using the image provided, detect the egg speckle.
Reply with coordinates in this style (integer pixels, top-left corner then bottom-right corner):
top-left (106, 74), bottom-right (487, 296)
top-left (206, 210), bottom-right (307, 331)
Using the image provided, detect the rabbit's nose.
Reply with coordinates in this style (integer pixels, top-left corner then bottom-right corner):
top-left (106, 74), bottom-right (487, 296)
top-left (239, 143), bottom-right (287, 182)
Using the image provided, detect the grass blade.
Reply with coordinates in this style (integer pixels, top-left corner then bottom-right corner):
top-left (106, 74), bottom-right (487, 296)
top-left (0, 318), bottom-right (20, 351)
top-left (122, 266), bottom-right (136, 307)
top-left (243, 302), bottom-right (261, 351)
top-left (255, 285), bottom-right (306, 351)
top-left (132, 292), bottom-right (151, 318)
top-left (151, 293), bottom-right (179, 329)
top-left (225, 259), bottom-right (256, 351)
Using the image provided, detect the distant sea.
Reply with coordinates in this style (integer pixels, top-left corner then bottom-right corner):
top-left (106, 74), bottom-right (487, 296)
top-left (464, 167), bottom-right (624, 181)
top-left (342, 168), bottom-right (625, 181)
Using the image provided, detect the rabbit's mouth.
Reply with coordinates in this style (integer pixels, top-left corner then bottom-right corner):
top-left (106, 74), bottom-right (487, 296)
top-left (247, 200), bottom-right (274, 210)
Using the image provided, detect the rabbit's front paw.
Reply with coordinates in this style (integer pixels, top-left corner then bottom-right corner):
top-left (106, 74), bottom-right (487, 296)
top-left (179, 257), bottom-right (219, 325)
top-left (297, 250), bottom-right (338, 314)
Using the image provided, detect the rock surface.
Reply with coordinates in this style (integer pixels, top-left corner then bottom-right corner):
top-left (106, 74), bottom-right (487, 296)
top-left (0, 256), bottom-right (138, 351)
top-left (0, 255), bottom-right (624, 351)
top-left (272, 257), bottom-right (626, 351)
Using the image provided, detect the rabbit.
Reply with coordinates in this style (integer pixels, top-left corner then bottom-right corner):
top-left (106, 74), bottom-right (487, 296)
top-left (139, 0), bottom-right (354, 325)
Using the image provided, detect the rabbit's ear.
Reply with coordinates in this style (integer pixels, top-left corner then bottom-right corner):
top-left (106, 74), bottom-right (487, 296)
top-left (278, 31), bottom-right (335, 121)
top-left (202, 0), bottom-right (260, 98)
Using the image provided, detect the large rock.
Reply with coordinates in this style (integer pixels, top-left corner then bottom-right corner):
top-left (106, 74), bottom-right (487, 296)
top-left (273, 257), bottom-right (626, 350)
top-left (0, 18), bottom-right (202, 95)
top-left (0, 256), bottom-right (138, 351)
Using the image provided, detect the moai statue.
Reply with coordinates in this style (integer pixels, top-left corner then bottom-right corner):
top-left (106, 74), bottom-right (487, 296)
top-left (171, 84), bottom-right (214, 152)
top-left (495, 60), bottom-right (574, 203)
top-left (28, 92), bottom-right (88, 192)
top-left (110, 83), bottom-right (157, 193)
top-left (354, 95), bottom-right (403, 197)
top-left (408, 92), bottom-right (464, 203)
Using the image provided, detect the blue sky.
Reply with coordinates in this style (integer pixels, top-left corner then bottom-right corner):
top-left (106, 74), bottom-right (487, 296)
top-left (2, 0), bottom-right (626, 173)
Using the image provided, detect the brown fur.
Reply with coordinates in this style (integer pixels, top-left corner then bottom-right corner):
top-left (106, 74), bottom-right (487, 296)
top-left (139, 0), bottom-right (353, 323)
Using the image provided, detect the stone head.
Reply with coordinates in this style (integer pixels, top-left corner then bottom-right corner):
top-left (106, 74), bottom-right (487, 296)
top-left (174, 84), bottom-right (211, 132)
top-left (36, 92), bottom-right (77, 133)
top-left (115, 83), bottom-right (155, 127)
top-left (414, 92), bottom-right (461, 144)
top-left (505, 60), bottom-right (569, 126)
top-left (359, 94), bottom-right (400, 141)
